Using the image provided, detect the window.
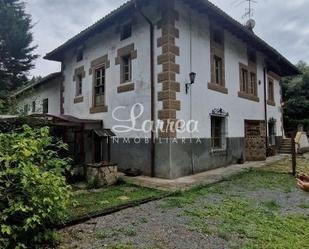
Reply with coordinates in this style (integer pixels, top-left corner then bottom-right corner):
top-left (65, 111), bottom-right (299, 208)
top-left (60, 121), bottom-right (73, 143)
top-left (248, 50), bottom-right (256, 64)
top-left (94, 66), bottom-right (105, 106)
top-left (120, 22), bottom-right (132, 40)
top-left (32, 101), bottom-right (36, 113)
top-left (76, 73), bottom-right (83, 96)
top-left (211, 116), bottom-right (226, 150)
top-left (213, 28), bottom-right (223, 45)
top-left (43, 98), bottom-right (48, 114)
top-left (240, 67), bottom-right (248, 93)
top-left (249, 72), bottom-right (257, 96)
top-left (214, 56), bottom-right (223, 85)
top-left (23, 104), bottom-right (29, 115)
top-left (121, 55), bottom-right (132, 83)
top-left (268, 78), bottom-right (274, 102)
top-left (76, 49), bottom-right (83, 62)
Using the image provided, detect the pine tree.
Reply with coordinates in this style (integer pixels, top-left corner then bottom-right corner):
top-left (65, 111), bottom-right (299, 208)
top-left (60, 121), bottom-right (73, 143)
top-left (0, 0), bottom-right (38, 94)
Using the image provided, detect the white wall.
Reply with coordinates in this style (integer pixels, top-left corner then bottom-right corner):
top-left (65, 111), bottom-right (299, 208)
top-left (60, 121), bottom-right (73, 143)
top-left (16, 80), bottom-right (60, 115)
top-left (62, 11), bottom-right (161, 139)
top-left (175, 1), bottom-right (283, 139)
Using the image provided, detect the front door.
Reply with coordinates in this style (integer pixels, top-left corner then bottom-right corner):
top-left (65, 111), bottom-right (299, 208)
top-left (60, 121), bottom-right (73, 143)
top-left (245, 120), bottom-right (266, 161)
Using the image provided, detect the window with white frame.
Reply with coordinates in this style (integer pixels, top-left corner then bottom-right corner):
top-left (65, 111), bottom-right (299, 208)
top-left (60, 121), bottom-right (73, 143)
top-left (121, 55), bottom-right (132, 83)
top-left (211, 115), bottom-right (227, 150)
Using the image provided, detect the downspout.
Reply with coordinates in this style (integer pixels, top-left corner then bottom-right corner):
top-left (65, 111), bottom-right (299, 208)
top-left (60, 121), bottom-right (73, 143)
top-left (263, 67), bottom-right (268, 150)
top-left (135, 2), bottom-right (156, 177)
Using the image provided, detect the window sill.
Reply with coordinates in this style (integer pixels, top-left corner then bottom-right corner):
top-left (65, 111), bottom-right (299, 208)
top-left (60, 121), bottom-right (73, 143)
top-left (74, 96), bottom-right (84, 104)
top-left (208, 82), bottom-right (228, 94)
top-left (90, 105), bottom-right (108, 114)
top-left (238, 92), bottom-right (259, 102)
top-left (267, 100), bottom-right (276, 106)
top-left (117, 83), bottom-right (135, 93)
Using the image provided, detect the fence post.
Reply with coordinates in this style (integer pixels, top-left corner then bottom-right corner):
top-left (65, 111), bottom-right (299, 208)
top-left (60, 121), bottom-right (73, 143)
top-left (291, 131), bottom-right (296, 176)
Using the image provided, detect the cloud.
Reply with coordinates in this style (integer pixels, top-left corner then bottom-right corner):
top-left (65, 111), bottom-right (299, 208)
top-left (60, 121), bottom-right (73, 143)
top-left (25, 0), bottom-right (309, 76)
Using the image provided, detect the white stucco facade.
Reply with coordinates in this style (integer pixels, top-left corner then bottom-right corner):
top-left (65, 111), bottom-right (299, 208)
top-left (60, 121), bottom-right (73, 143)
top-left (175, 1), bottom-right (283, 139)
top-left (16, 77), bottom-right (61, 115)
top-left (17, 0), bottom-right (298, 178)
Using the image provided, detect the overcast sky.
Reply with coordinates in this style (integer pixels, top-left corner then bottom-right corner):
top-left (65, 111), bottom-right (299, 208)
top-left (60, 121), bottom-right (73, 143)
top-left (25, 0), bottom-right (309, 77)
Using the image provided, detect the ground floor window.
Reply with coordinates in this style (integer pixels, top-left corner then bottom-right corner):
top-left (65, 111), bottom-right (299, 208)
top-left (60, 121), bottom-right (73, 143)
top-left (211, 116), bottom-right (226, 150)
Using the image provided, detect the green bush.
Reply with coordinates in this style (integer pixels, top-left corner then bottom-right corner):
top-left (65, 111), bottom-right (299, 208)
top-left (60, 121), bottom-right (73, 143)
top-left (0, 125), bottom-right (73, 249)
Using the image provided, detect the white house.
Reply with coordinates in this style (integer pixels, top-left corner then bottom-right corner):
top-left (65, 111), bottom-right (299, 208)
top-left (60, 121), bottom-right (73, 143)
top-left (13, 72), bottom-right (62, 115)
top-left (19, 0), bottom-right (300, 179)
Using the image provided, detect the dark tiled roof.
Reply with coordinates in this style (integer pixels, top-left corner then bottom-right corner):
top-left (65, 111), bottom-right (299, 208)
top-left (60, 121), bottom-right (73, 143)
top-left (44, 0), bottom-right (300, 76)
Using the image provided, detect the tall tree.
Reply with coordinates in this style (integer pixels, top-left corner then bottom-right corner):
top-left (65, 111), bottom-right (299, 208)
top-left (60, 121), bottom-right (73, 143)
top-left (282, 61), bottom-right (309, 133)
top-left (0, 0), bottom-right (38, 95)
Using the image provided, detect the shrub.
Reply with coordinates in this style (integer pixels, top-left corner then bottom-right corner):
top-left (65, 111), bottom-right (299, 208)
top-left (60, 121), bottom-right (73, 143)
top-left (0, 125), bottom-right (72, 249)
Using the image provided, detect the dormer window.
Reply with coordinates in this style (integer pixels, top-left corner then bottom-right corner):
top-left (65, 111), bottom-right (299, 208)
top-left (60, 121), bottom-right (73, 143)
top-left (120, 22), bottom-right (132, 40)
top-left (76, 48), bottom-right (83, 62)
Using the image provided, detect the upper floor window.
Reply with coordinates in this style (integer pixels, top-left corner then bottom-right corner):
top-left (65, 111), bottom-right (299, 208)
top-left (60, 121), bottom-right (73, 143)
top-left (121, 55), bottom-right (132, 83)
top-left (94, 66), bottom-right (105, 106)
top-left (211, 115), bottom-right (226, 150)
top-left (239, 63), bottom-right (257, 97)
top-left (121, 22), bottom-right (132, 40)
top-left (249, 72), bottom-right (257, 96)
top-left (32, 101), bottom-right (36, 113)
top-left (240, 66), bottom-right (248, 93)
top-left (76, 48), bottom-right (83, 62)
top-left (76, 73), bottom-right (83, 96)
top-left (268, 78), bottom-right (275, 102)
top-left (213, 28), bottom-right (224, 46)
top-left (214, 55), bottom-right (223, 85)
top-left (43, 98), bottom-right (48, 114)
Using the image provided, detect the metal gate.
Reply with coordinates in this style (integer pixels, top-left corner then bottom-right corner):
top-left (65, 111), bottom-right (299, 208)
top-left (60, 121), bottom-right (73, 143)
top-left (245, 120), bottom-right (266, 161)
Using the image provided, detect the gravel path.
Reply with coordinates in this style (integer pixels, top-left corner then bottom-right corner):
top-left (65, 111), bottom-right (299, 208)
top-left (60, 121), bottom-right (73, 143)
top-left (59, 182), bottom-right (308, 249)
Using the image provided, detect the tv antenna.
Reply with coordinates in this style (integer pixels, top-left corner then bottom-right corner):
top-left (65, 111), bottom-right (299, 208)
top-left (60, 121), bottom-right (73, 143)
top-left (232, 0), bottom-right (258, 30)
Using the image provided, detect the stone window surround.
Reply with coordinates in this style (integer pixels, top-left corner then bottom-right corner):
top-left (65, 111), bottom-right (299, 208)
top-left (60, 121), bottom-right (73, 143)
top-left (238, 49), bottom-right (259, 103)
top-left (209, 24), bottom-right (227, 94)
top-left (89, 54), bottom-right (110, 114)
top-left (115, 43), bottom-right (137, 93)
top-left (267, 76), bottom-right (276, 106)
top-left (73, 66), bottom-right (86, 104)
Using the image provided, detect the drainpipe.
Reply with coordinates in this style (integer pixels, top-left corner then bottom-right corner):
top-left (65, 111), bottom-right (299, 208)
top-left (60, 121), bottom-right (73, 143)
top-left (263, 67), bottom-right (268, 150)
top-left (135, 1), bottom-right (156, 177)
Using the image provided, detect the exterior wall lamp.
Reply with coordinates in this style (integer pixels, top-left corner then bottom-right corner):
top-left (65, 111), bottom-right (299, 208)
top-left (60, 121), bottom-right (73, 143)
top-left (185, 72), bottom-right (197, 94)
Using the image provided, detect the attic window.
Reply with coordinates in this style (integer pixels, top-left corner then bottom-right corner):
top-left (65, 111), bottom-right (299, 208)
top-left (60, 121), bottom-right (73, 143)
top-left (76, 49), bottom-right (83, 62)
top-left (213, 28), bottom-right (224, 45)
top-left (248, 50), bottom-right (256, 63)
top-left (121, 22), bottom-right (132, 40)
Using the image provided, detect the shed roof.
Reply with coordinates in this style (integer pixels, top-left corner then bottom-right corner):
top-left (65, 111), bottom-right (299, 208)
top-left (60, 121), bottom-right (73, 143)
top-left (44, 0), bottom-right (300, 77)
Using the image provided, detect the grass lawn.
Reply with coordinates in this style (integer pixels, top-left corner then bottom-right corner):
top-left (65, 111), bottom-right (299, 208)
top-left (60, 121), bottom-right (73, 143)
top-left (68, 182), bottom-right (165, 220)
top-left (60, 156), bottom-right (309, 249)
top-left (160, 156), bottom-right (309, 249)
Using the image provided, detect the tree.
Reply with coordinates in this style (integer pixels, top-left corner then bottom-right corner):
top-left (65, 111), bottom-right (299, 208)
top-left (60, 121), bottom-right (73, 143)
top-left (282, 61), bottom-right (309, 133)
top-left (0, 125), bottom-right (72, 249)
top-left (0, 0), bottom-right (38, 94)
